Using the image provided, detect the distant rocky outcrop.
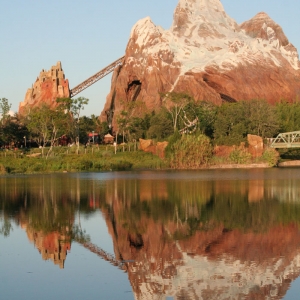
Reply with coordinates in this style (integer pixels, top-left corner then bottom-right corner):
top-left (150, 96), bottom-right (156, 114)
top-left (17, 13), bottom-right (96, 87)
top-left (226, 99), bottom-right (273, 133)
top-left (214, 135), bottom-right (264, 159)
top-left (247, 134), bottom-right (264, 157)
top-left (19, 62), bottom-right (70, 114)
top-left (139, 138), bottom-right (168, 159)
top-left (100, 0), bottom-right (300, 130)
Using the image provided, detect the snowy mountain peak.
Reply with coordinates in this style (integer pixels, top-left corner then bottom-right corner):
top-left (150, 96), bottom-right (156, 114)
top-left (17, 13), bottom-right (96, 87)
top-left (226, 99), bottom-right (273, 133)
top-left (241, 11), bottom-right (289, 47)
top-left (171, 0), bottom-right (239, 37)
top-left (101, 0), bottom-right (300, 128)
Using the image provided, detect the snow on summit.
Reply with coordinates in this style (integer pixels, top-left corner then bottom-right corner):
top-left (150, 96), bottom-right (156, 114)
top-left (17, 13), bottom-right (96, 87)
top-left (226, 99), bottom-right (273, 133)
top-left (100, 0), bottom-right (300, 127)
top-left (130, 0), bottom-right (300, 73)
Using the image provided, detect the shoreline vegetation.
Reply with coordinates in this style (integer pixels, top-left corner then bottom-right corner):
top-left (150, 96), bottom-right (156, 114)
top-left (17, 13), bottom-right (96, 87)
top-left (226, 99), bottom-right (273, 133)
top-left (0, 141), bottom-right (289, 175)
top-left (2, 95), bottom-right (300, 175)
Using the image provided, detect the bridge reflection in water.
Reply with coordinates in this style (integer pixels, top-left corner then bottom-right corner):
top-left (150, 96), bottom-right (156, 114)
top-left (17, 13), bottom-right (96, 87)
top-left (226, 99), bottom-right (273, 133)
top-left (2, 170), bottom-right (300, 299)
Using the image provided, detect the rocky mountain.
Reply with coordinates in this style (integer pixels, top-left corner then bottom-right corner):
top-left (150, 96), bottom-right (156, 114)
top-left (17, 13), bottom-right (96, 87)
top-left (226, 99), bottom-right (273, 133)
top-left (100, 0), bottom-right (300, 129)
top-left (100, 179), bottom-right (300, 300)
top-left (19, 62), bottom-right (70, 114)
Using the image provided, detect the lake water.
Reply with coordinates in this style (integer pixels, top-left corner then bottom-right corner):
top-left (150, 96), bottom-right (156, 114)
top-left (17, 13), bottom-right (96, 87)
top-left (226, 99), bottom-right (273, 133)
top-left (1, 169), bottom-right (300, 300)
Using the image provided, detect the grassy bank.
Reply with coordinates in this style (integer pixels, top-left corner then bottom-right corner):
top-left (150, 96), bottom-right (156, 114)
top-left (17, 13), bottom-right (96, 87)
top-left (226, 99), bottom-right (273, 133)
top-left (0, 141), bottom-right (281, 175)
top-left (0, 145), bottom-right (165, 174)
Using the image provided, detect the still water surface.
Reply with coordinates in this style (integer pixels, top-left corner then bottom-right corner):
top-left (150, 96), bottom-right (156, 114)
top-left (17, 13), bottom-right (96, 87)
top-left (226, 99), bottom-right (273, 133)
top-left (1, 169), bottom-right (300, 299)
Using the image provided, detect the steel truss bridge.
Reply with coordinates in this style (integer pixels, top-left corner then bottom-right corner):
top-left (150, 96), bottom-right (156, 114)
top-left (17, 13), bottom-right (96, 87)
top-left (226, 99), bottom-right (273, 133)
top-left (70, 56), bottom-right (125, 98)
top-left (269, 131), bottom-right (300, 149)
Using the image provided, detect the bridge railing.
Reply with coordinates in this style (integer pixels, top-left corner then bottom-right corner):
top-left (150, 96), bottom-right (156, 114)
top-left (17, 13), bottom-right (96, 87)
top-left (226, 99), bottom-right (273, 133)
top-left (269, 131), bottom-right (300, 149)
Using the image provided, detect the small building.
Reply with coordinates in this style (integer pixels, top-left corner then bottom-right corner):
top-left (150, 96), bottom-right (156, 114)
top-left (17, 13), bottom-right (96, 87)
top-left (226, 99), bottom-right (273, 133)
top-left (88, 132), bottom-right (99, 144)
top-left (104, 133), bottom-right (114, 144)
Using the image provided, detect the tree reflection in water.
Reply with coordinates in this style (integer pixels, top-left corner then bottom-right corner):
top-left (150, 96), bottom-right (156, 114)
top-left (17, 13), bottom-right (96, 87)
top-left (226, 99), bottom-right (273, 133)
top-left (1, 170), bottom-right (300, 298)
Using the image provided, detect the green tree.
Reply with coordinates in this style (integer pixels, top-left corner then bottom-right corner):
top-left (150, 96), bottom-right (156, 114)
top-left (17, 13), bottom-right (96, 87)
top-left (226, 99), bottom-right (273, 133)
top-left (162, 92), bottom-right (193, 132)
top-left (276, 101), bottom-right (300, 133)
top-left (195, 101), bottom-right (217, 138)
top-left (0, 98), bottom-right (12, 125)
top-left (213, 100), bottom-right (279, 146)
top-left (78, 116), bottom-right (95, 144)
top-left (147, 110), bottom-right (173, 140)
top-left (26, 104), bottom-right (68, 158)
top-left (243, 99), bottom-right (279, 138)
top-left (213, 102), bottom-right (247, 145)
top-left (116, 99), bottom-right (145, 143)
top-left (0, 116), bottom-right (28, 148)
top-left (117, 110), bottom-right (129, 144)
top-left (57, 97), bottom-right (89, 151)
top-left (127, 115), bottom-right (150, 141)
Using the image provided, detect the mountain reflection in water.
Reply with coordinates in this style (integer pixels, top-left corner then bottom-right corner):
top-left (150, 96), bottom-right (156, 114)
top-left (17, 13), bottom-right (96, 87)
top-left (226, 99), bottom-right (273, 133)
top-left (1, 169), bottom-right (300, 299)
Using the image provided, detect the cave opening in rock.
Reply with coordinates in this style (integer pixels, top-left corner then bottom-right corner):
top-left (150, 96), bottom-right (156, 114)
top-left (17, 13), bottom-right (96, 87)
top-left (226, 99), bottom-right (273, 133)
top-left (127, 80), bottom-right (141, 102)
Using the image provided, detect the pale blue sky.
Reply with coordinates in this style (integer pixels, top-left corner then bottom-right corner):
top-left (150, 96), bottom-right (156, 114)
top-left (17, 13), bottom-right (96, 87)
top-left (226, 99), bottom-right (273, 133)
top-left (1, 0), bottom-right (299, 116)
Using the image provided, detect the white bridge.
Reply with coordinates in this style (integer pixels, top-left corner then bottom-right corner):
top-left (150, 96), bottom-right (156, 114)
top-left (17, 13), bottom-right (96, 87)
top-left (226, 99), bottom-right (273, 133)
top-left (269, 131), bottom-right (300, 149)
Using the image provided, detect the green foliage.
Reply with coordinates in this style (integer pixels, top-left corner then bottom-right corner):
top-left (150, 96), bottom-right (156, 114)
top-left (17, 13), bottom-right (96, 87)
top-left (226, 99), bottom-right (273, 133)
top-left (162, 92), bottom-right (193, 132)
top-left (276, 100), bottom-right (300, 132)
top-left (195, 101), bottom-right (217, 138)
top-left (0, 117), bottom-right (28, 147)
top-left (110, 160), bottom-right (133, 171)
top-left (229, 147), bottom-right (252, 164)
top-left (261, 148), bottom-right (279, 166)
top-left (213, 100), bottom-right (280, 146)
top-left (25, 104), bottom-right (68, 158)
top-left (0, 164), bottom-right (6, 174)
top-left (78, 116), bottom-right (96, 144)
top-left (243, 99), bottom-right (279, 138)
top-left (0, 145), bottom-right (164, 173)
top-left (116, 99), bottom-right (147, 143)
top-left (169, 133), bottom-right (213, 169)
top-left (0, 99), bottom-right (28, 147)
top-left (0, 98), bottom-right (12, 125)
top-left (147, 110), bottom-right (173, 140)
top-left (56, 97), bottom-right (89, 145)
top-left (213, 102), bottom-right (247, 145)
top-left (165, 130), bottom-right (181, 158)
top-left (127, 115), bottom-right (150, 141)
top-left (0, 216), bottom-right (13, 237)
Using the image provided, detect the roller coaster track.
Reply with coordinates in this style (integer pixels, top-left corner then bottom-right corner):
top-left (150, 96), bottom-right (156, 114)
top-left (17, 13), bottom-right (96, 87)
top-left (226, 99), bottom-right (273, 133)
top-left (70, 56), bottom-right (125, 98)
top-left (74, 238), bottom-right (128, 272)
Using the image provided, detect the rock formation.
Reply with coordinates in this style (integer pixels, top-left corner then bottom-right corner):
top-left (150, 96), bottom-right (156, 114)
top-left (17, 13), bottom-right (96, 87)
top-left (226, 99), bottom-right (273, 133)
top-left (139, 138), bottom-right (168, 158)
top-left (100, 0), bottom-right (300, 130)
top-left (100, 178), bottom-right (300, 300)
top-left (19, 62), bottom-right (70, 114)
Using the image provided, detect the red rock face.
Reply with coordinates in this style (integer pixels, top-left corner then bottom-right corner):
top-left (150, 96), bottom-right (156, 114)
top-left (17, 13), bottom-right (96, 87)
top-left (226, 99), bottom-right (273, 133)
top-left (139, 139), bottom-right (168, 158)
top-left (19, 61), bottom-right (70, 114)
top-left (101, 198), bottom-right (300, 299)
top-left (100, 0), bottom-right (300, 131)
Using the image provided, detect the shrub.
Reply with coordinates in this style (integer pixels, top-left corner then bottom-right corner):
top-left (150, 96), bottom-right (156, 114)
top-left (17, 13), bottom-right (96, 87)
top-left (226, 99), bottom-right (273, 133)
top-left (32, 162), bottom-right (46, 172)
top-left (0, 164), bottom-right (6, 174)
top-left (102, 150), bottom-right (113, 158)
top-left (110, 160), bottom-right (133, 171)
top-left (169, 133), bottom-right (213, 169)
top-left (261, 148), bottom-right (279, 166)
top-left (79, 159), bottom-right (93, 170)
top-left (165, 130), bottom-right (181, 158)
top-left (229, 148), bottom-right (252, 164)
